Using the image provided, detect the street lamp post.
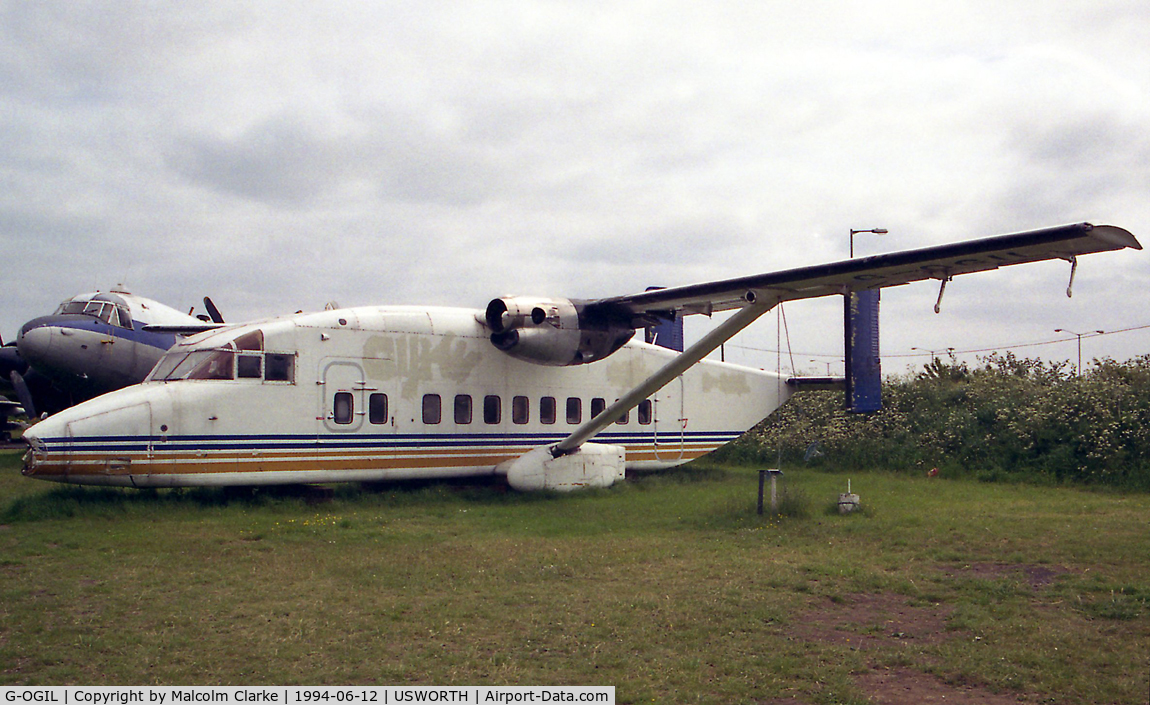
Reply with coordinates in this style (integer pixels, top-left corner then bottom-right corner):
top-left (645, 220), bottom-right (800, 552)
top-left (1054, 328), bottom-right (1104, 377)
top-left (849, 228), bottom-right (888, 258)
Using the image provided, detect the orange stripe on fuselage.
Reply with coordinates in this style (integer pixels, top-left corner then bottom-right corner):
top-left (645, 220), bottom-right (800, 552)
top-left (27, 442), bottom-right (720, 478)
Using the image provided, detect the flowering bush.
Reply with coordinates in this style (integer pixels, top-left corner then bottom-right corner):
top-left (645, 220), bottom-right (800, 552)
top-left (744, 352), bottom-right (1150, 489)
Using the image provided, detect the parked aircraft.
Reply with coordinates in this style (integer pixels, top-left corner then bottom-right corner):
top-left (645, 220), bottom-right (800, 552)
top-left (8, 289), bottom-right (219, 417)
top-left (21, 223), bottom-right (1139, 491)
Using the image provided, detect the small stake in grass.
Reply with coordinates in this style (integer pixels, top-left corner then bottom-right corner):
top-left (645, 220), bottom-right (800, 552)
top-left (838, 478), bottom-right (860, 514)
top-left (758, 468), bottom-right (784, 515)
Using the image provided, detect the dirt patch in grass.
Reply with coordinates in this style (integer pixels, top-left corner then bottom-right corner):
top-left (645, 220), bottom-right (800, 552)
top-left (855, 668), bottom-right (1036, 704)
top-left (794, 593), bottom-right (1047, 703)
top-left (792, 592), bottom-right (955, 650)
top-left (937, 562), bottom-right (1073, 589)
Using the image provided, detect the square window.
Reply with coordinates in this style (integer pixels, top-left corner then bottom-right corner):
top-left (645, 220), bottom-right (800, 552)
top-left (484, 395), bottom-right (501, 424)
top-left (566, 397), bottom-right (582, 424)
top-left (423, 394), bottom-right (442, 425)
top-left (455, 395), bottom-right (473, 424)
top-left (333, 392), bottom-right (353, 425)
top-left (513, 396), bottom-right (529, 425)
top-left (237, 355), bottom-right (262, 379)
top-left (591, 398), bottom-right (606, 418)
top-left (540, 396), bottom-right (556, 424)
top-left (369, 394), bottom-right (389, 424)
top-left (266, 354), bottom-right (295, 382)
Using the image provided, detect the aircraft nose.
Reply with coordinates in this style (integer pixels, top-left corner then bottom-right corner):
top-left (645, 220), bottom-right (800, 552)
top-left (16, 317), bottom-right (59, 366)
top-left (20, 426), bottom-right (45, 477)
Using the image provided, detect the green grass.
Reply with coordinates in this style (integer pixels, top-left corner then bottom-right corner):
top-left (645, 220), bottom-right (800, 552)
top-left (0, 450), bottom-right (1147, 703)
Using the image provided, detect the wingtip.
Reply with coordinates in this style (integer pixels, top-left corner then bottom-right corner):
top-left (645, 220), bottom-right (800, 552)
top-left (1090, 224), bottom-right (1142, 251)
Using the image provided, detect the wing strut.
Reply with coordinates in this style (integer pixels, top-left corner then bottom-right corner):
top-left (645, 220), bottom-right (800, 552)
top-left (552, 293), bottom-right (776, 457)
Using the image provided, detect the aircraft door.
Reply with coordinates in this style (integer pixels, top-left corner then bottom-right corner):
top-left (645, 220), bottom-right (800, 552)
top-left (653, 376), bottom-right (685, 462)
top-left (320, 360), bottom-right (372, 433)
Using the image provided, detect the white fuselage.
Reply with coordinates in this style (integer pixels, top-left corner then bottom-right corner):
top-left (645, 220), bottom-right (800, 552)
top-left (22, 306), bottom-right (792, 488)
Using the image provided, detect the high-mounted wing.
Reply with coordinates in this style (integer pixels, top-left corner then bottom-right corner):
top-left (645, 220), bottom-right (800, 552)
top-left (584, 223), bottom-right (1139, 326)
top-left (544, 222), bottom-right (1140, 461)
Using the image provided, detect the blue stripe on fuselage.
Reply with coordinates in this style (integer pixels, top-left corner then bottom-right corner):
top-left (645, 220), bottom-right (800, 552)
top-left (34, 430), bottom-right (742, 454)
top-left (20, 315), bottom-right (177, 351)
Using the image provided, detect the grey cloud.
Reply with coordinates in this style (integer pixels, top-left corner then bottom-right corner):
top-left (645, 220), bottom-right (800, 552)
top-left (166, 110), bottom-right (512, 208)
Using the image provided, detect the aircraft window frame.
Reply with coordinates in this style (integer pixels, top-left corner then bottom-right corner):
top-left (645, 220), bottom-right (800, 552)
top-left (369, 393), bottom-right (389, 425)
top-left (540, 396), bottom-right (556, 425)
top-left (423, 394), bottom-right (442, 425)
top-left (114, 306), bottom-right (133, 329)
top-left (149, 351), bottom-right (189, 381)
top-left (237, 354), bottom-right (262, 379)
top-left (614, 401), bottom-right (628, 425)
top-left (160, 349), bottom-right (229, 380)
top-left (333, 392), bottom-right (354, 425)
top-left (234, 330), bottom-right (264, 351)
top-left (454, 395), bottom-right (473, 425)
top-left (637, 399), bottom-right (652, 425)
top-left (483, 395), bottom-right (501, 425)
top-left (566, 397), bottom-right (582, 424)
top-left (512, 396), bottom-right (530, 425)
top-left (591, 398), bottom-right (606, 419)
top-left (264, 353), bottom-right (295, 383)
top-left (187, 349), bottom-right (234, 380)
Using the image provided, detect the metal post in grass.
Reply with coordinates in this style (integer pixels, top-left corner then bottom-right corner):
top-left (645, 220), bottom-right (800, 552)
top-left (758, 468), bottom-right (784, 515)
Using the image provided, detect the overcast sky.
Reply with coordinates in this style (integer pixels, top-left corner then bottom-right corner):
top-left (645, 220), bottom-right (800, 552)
top-left (3, 1), bottom-right (1148, 376)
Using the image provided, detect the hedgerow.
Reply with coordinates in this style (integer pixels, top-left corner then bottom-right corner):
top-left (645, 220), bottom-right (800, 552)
top-left (740, 352), bottom-right (1150, 489)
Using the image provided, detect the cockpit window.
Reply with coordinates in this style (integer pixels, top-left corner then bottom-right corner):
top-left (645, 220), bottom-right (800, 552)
top-left (55, 298), bottom-right (133, 329)
top-left (234, 330), bottom-right (264, 351)
top-left (265, 354), bottom-right (294, 382)
top-left (187, 350), bottom-right (234, 380)
top-left (147, 328), bottom-right (294, 384)
top-left (115, 306), bottom-right (133, 329)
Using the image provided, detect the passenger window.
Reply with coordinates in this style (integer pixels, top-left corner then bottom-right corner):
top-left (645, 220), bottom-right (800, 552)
top-left (638, 399), bottom-right (652, 425)
top-left (369, 394), bottom-right (389, 424)
top-left (615, 401), bottom-right (628, 425)
top-left (513, 396), bottom-right (529, 425)
top-left (237, 355), bottom-right (262, 379)
top-left (483, 395), bottom-right (501, 424)
top-left (265, 354), bottom-right (294, 382)
top-left (455, 395), bottom-right (472, 424)
top-left (591, 398), bottom-right (606, 419)
top-left (540, 397), bottom-right (556, 425)
top-left (566, 397), bottom-right (582, 424)
top-left (423, 394), bottom-right (442, 425)
top-left (333, 392), bottom-right (354, 424)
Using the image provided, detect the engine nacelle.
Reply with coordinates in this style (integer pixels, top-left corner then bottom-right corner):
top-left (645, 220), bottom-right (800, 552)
top-left (485, 296), bottom-right (635, 366)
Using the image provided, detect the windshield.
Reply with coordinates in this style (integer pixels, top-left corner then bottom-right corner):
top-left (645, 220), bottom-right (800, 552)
top-left (53, 298), bottom-right (133, 329)
top-left (146, 328), bottom-right (295, 383)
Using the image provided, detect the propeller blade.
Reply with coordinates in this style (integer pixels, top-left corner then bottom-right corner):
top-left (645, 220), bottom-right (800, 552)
top-left (10, 371), bottom-right (37, 419)
top-left (203, 297), bottom-right (224, 324)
